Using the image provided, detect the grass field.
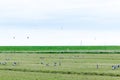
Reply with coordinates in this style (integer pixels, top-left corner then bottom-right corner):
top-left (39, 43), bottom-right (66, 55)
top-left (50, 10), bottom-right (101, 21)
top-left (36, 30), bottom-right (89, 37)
top-left (0, 53), bottom-right (120, 80)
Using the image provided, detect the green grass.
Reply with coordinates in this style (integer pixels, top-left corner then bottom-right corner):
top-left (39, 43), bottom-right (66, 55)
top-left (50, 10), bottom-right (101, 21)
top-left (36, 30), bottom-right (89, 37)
top-left (0, 46), bottom-right (120, 51)
top-left (1, 70), bottom-right (120, 80)
top-left (0, 53), bottom-right (120, 80)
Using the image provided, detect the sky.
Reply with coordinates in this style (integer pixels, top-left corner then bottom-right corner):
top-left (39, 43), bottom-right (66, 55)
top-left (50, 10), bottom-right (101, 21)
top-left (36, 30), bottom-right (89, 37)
top-left (1, 0), bottom-right (120, 46)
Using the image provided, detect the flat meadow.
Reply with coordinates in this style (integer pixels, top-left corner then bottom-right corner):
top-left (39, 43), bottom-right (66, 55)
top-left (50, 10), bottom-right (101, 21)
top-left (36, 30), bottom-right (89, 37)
top-left (0, 46), bottom-right (120, 80)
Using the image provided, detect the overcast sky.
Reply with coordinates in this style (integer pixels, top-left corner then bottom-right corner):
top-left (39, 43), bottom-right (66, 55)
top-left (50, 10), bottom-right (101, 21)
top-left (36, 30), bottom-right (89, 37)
top-left (1, 0), bottom-right (120, 46)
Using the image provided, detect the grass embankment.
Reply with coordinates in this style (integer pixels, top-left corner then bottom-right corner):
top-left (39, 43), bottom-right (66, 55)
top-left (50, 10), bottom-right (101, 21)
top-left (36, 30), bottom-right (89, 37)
top-left (0, 46), bottom-right (120, 53)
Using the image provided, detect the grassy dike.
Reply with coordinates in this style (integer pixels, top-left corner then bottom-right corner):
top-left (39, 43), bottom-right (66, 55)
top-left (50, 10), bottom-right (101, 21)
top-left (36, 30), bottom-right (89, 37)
top-left (0, 46), bottom-right (120, 53)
